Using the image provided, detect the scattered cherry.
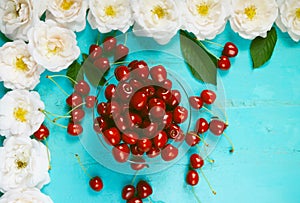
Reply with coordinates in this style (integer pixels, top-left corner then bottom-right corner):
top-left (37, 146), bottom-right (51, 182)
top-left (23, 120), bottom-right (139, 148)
top-left (190, 154), bottom-right (204, 169)
top-left (189, 96), bottom-right (203, 110)
top-left (200, 90), bottom-right (216, 105)
top-left (71, 109), bottom-right (85, 123)
top-left (218, 55), bottom-right (231, 70)
top-left (161, 144), bottom-right (178, 161)
top-left (127, 197), bottom-right (143, 203)
top-left (33, 124), bottom-right (50, 140)
top-left (222, 42), bottom-right (238, 57)
top-left (136, 180), bottom-right (153, 199)
top-left (74, 80), bottom-right (90, 96)
top-left (209, 119), bottom-right (227, 136)
top-left (186, 170), bottom-right (199, 186)
top-left (89, 176), bottom-right (103, 192)
top-left (66, 92), bottom-right (83, 107)
top-left (185, 132), bottom-right (200, 146)
top-left (196, 118), bottom-right (209, 134)
top-left (67, 123), bottom-right (83, 136)
top-left (122, 185), bottom-right (135, 200)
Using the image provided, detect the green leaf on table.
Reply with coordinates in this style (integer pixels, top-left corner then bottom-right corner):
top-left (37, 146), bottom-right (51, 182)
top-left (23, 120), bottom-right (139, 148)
top-left (180, 30), bottom-right (217, 85)
top-left (66, 60), bottom-right (83, 86)
top-left (82, 53), bottom-right (88, 62)
top-left (250, 27), bottom-right (277, 68)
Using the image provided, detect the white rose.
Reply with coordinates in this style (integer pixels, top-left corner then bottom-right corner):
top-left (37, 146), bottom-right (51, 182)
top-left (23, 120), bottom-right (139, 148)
top-left (0, 0), bottom-right (46, 41)
top-left (27, 20), bottom-right (80, 72)
top-left (131, 0), bottom-right (181, 45)
top-left (276, 0), bottom-right (300, 42)
top-left (0, 90), bottom-right (45, 137)
top-left (46, 0), bottom-right (88, 32)
top-left (229, 0), bottom-right (278, 39)
top-left (0, 188), bottom-right (53, 203)
top-left (181, 0), bottom-right (231, 40)
top-left (87, 0), bottom-right (133, 33)
top-left (0, 136), bottom-right (50, 192)
top-left (0, 40), bottom-right (44, 90)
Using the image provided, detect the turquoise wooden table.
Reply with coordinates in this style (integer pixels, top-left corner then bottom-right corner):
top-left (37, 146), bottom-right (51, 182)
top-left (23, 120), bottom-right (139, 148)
top-left (0, 24), bottom-right (300, 203)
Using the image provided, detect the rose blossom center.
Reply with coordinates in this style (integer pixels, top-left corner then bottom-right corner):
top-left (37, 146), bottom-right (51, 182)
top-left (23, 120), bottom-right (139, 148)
top-left (152, 6), bottom-right (167, 19)
top-left (105, 5), bottom-right (116, 17)
top-left (197, 4), bottom-right (209, 16)
top-left (296, 8), bottom-right (300, 19)
top-left (60, 0), bottom-right (74, 11)
top-left (15, 57), bottom-right (29, 71)
top-left (16, 159), bottom-right (28, 169)
top-left (13, 107), bottom-right (28, 122)
top-left (244, 5), bottom-right (257, 20)
top-left (47, 40), bottom-right (63, 56)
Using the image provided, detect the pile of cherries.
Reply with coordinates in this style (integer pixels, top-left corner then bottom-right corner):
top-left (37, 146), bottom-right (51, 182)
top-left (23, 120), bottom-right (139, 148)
top-left (122, 180), bottom-right (153, 203)
top-left (94, 59), bottom-right (189, 166)
top-left (217, 42), bottom-right (238, 70)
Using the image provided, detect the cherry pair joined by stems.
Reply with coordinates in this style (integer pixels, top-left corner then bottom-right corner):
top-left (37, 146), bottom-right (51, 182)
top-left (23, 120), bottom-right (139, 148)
top-left (122, 180), bottom-right (152, 202)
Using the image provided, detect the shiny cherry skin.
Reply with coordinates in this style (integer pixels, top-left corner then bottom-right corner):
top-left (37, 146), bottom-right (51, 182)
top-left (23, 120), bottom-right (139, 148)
top-left (161, 144), bottom-right (178, 161)
top-left (127, 197), bottom-right (143, 203)
top-left (143, 122), bottom-right (158, 138)
top-left (153, 131), bottom-right (168, 148)
top-left (190, 153), bottom-right (204, 169)
top-left (122, 185), bottom-right (135, 200)
top-left (89, 176), bottom-right (103, 191)
top-left (93, 57), bottom-right (110, 72)
top-left (222, 42), bottom-right (238, 57)
top-left (97, 102), bottom-right (107, 116)
top-left (137, 138), bottom-right (152, 152)
top-left (128, 60), bottom-right (138, 70)
top-left (74, 80), bottom-right (90, 96)
top-left (161, 111), bottom-right (173, 128)
top-left (71, 109), bottom-right (85, 123)
top-left (155, 87), bottom-right (172, 102)
top-left (137, 180), bottom-right (153, 199)
top-left (129, 79), bottom-right (143, 90)
top-left (150, 65), bottom-right (167, 83)
top-left (185, 132), bottom-right (201, 146)
top-left (130, 91), bottom-right (147, 111)
top-left (33, 124), bottom-right (49, 140)
top-left (131, 60), bottom-right (149, 79)
top-left (141, 86), bottom-right (156, 98)
top-left (66, 92), bottom-right (83, 108)
top-left (103, 127), bottom-right (121, 146)
top-left (209, 119), bottom-right (227, 136)
top-left (218, 55), bottom-right (231, 70)
top-left (112, 143), bottom-right (130, 163)
top-left (114, 44), bottom-right (129, 61)
top-left (146, 146), bottom-right (161, 158)
top-left (106, 101), bottom-right (121, 117)
top-left (186, 170), bottom-right (199, 186)
top-left (196, 118), bottom-right (209, 134)
top-left (200, 90), bottom-right (216, 104)
top-left (89, 44), bottom-right (102, 60)
top-left (173, 106), bottom-right (188, 124)
top-left (105, 84), bottom-right (116, 100)
top-left (166, 123), bottom-right (182, 139)
top-left (130, 144), bottom-right (144, 156)
top-left (122, 131), bottom-right (138, 145)
top-left (103, 36), bottom-right (117, 53)
top-left (115, 65), bottom-right (130, 81)
top-left (189, 96), bottom-right (203, 110)
top-left (166, 90), bottom-right (181, 109)
top-left (117, 82), bottom-right (133, 101)
top-left (115, 115), bottom-right (129, 132)
top-left (93, 117), bottom-right (109, 133)
top-left (67, 123), bottom-right (83, 136)
top-left (85, 96), bottom-right (97, 108)
top-left (160, 79), bottom-right (172, 90)
top-left (129, 112), bottom-right (143, 127)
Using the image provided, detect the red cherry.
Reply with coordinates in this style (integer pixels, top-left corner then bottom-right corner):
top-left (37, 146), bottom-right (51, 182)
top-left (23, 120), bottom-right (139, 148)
top-left (116, 82), bottom-right (133, 101)
top-left (185, 132), bottom-right (200, 146)
top-left (71, 109), bottom-right (85, 123)
top-left (115, 65), bottom-right (130, 81)
top-left (74, 80), bottom-right (90, 96)
top-left (130, 144), bottom-right (144, 156)
top-left (146, 146), bottom-right (161, 158)
top-left (223, 42), bottom-right (238, 57)
top-left (122, 185), bottom-right (135, 200)
top-left (137, 180), bottom-right (153, 199)
top-left (93, 57), bottom-right (110, 72)
top-left (127, 197), bottom-right (143, 203)
top-left (189, 96), bottom-right (203, 110)
top-left (160, 79), bottom-right (172, 90)
top-left (103, 127), bottom-right (121, 146)
top-left (129, 112), bottom-right (143, 127)
top-left (161, 111), bottom-right (173, 128)
top-left (174, 131), bottom-right (185, 142)
top-left (114, 44), bottom-right (129, 61)
top-left (97, 102), bottom-right (107, 116)
top-left (85, 96), bottom-right (97, 108)
top-left (196, 118), bottom-right (209, 134)
top-left (200, 90), bottom-right (216, 105)
top-left (129, 79), bottom-right (142, 90)
top-left (122, 131), bottom-right (138, 145)
top-left (166, 90), bottom-right (181, 109)
top-left (153, 131), bottom-right (168, 148)
top-left (106, 101), bottom-right (121, 117)
top-left (141, 86), bottom-right (156, 98)
top-left (130, 157), bottom-right (147, 171)
top-left (103, 36), bottom-right (117, 53)
top-left (33, 124), bottom-right (49, 140)
top-left (166, 123), bottom-right (182, 139)
top-left (161, 144), bottom-right (178, 161)
top-left (186, 170), bottom-right (199, 186)
top-left (209, 119), bottom-right (227, 136)
top-left (89, 176), bottom-right (103, 192)
top-left (105, 84), bottom-right (116, 100)
top-left (89, 44), bottom-right (102, 60)
top-left (115, 116), bottom-right (129, 132)
top-left (155, 87), bottom-right (172, 102)
top-left (128, 60), bottom-right (138, 70)
top-left (67, 123), bottom-right (83, 136)
top-left (190, 154), bottom-right (204, 169)
top-left (130, 91), bottom-right (147, 111)
top-left (131, 61), bottom-right (149, 79)
top-left (66, 92), bottom-right (83, 108)
top-left (218, 55), bottom-right (231, 70)
top-left (93, 117), bottom-right (109, 133)
top-left (143, 122), bottom-right (158, 138)
top-left (137, 138), bottom-right (152, 152)
top-left (173, 106), bottom-right (188, 124)
top-left (112, 143), bottom-right (130, 163)
top-left (150, 65), bottom-right (167, 83)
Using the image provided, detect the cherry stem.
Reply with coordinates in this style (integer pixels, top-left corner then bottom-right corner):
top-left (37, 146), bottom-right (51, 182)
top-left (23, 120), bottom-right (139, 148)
top-left (48, 75), bottom-right (77, 84)
top-left (53, 103), bottom-right (86, 122)
top-left (191, 186), bottom-right (202, 203)
top-left (75, 154), bottom-right (92, 179)
top-left (96, 32), bottom-right (101, 45)
top-left (189, 131), bottom-right (209, 147)
top-left (223, 132), bottom-right (235, 153)
top-left (197, 41), bottom-right (220, 60)
top-left (46, 76), bottom-right (69, 96)
top-left (130, 170), bottom-right (139, 185)
top-left (39, 109), bottom-right (67, 129)
top-left (196, 144), bottom-right (215, 164)
top-left (202, 106), bottom-right (228, 125)
top-left (40, 109), bottom-right (65, 117)
top-left (111, 61), bottom-right (130, 66)
top-left (43, 137), bottom-right (51, 170)
top-left (200, 169), bottom-right (216, 195)
top-left (204, 40), bottom-right (224, 48)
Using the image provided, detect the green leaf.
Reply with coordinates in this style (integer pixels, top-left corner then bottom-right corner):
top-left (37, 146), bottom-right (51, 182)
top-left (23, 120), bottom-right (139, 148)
top-left (82, 59), bottom-right (107, 87)
top-left (66, 60), bottom-right (83, 86)
top-left (250, 27), bottom-right (277, 68)
top-left (180, 30), bottom-right (217, 85)
top-left (82, 53), bottom-right (88, 61)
